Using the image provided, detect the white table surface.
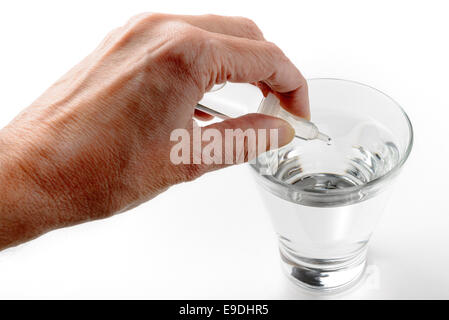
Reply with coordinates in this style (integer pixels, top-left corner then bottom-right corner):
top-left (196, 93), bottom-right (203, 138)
top-left (0, 0), bottom-right (448, 299)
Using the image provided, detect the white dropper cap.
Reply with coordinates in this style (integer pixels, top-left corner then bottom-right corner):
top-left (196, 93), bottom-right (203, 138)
top-left (258, 93), bottom-right (331, 143)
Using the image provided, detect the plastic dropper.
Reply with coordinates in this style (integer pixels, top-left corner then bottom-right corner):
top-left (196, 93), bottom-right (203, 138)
top-left (196, 92), bottom-right (331, 143)
top-left (258, 93), bottom-right (331, 143)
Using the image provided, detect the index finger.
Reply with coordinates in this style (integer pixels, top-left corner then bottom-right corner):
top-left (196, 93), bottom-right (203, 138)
top-left (204, 32), bottom-right (310, 119)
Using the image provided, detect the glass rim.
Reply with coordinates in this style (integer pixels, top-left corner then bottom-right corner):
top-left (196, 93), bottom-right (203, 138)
top-left (251, 77), bottom-right (414, 197)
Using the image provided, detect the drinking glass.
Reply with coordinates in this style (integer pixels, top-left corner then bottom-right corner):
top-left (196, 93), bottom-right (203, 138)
top-left (251, 78), bottom-right (413, 292)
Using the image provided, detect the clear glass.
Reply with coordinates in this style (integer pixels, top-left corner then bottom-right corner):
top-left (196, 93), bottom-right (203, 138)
top-left (251, 78), bottom-right (413, 292)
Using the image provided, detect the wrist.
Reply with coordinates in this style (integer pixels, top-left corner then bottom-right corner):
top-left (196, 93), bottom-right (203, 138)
top-left (0, 130), bottom-right (62, 249)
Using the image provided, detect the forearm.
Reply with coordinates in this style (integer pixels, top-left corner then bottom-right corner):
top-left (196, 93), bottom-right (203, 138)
top-left (0, 123), bottom-right (133, 251)
top-left (0, 162), bottom-right (46, 250)
top-left (0, 131), bottom-right (63, 250)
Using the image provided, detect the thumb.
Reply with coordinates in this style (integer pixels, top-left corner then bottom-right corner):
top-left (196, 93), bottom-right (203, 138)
top-left (177, 113), bottom-right (295, 181)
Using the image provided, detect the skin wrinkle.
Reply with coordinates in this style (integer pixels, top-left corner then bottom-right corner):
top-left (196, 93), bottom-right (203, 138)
top-left (0, 13), bottom-right (308, 250)
top-left (0, 158), bottom-right (58, 248)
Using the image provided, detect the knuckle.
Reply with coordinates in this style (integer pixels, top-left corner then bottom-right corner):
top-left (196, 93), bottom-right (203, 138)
top-left (128, 12), bottom-right (167, 25)
top-left (265, 41), bottom-right (287, 60)
top-left (237, 17), bottom-right (264, 39)
top-left (127, 12), bottom-right (149, 26)
top-left (166, 26), bottom-right (210, 65)
top-left (102, 27), bottom-right (121, 44)
top-left (142, 12), bottom-right (169, 24)
top-left (265, 41), bottom-right (280, 53)
top-left (203, 13), bottom-right (220, 21)
top-left (176, 25), bottom-right (205, 44)
top-left (119, 13), bottom-right (169, 44)
top-left (153, 24), bottom-right (212, 91)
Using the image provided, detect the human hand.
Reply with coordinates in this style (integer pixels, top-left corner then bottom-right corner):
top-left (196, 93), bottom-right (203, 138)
top-left (0, 13), bottom-right (309, 249)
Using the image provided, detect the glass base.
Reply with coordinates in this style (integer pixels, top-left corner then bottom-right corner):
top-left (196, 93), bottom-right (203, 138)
top-left (279, 242), bottom-right (367, 293)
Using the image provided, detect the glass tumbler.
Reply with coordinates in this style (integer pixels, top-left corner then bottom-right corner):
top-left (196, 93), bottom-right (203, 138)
top-left (251, 78), bottom-right (413, 292)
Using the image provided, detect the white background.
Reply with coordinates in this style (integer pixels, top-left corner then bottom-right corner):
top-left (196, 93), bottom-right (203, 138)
top-left (0, 0), bottom-right (448, 299)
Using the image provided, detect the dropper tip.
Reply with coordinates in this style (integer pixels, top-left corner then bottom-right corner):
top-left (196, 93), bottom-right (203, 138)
top-left (317, 132), bottom-right (332, 145)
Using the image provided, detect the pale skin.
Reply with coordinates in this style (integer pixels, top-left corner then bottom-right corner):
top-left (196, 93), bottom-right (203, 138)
top-left (0, 13), bottom-right (309, 250)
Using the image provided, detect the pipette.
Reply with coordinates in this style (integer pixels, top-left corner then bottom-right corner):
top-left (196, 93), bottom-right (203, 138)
top-left (196, 92), bottom-right (331, 143)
